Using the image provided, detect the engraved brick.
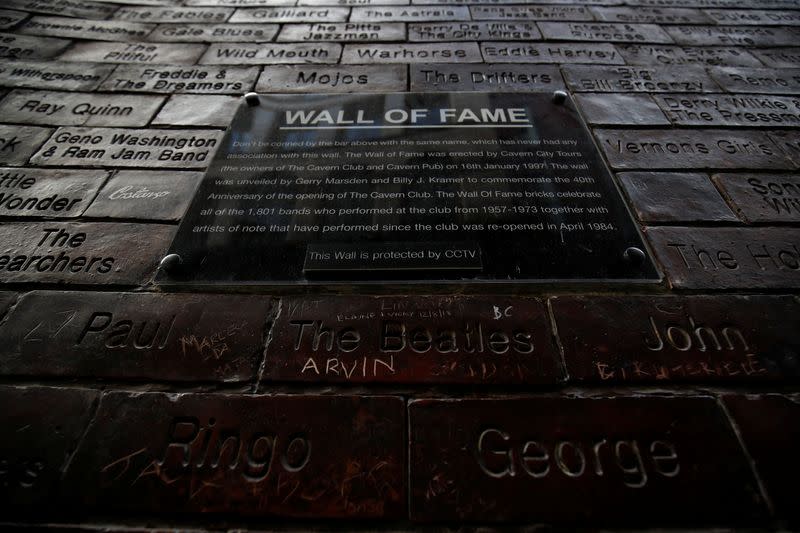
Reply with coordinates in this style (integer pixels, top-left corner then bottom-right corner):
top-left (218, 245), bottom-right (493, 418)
top-left (112, 7), bottom-right (234, 23)
top-left (712, 173), bottom-right (800, 223)
top-left (0, 32), bottom-right (71, 60)
top-left (664, 25), bottom-right (800, 46)
top-left (418, 0), bottom-right (619, 3)
top-left (751, 48), bottom-right (800, 68)
top-left (18, 16), bottom-right (155, 41)
top-left (563, 65), bottom-right (719, 92)
top-left (0, 90), bottom-right (165, 127)
top-left (591, 6), bottom-right (712, 23)
top-left (645, 226), bottom-right (800, 289)
top-left (83, 170), bottom-right (202, 221)
top-left (723, 394), bottom-right (800, 521)
top-left (0, 125), bottom-right (53, 167)
top-left (653, 93), bottom-right (800, 127)
top-left (187, 0), bottom-right (296, 5)
top-left (0, 291), bottom-right (272, 381)
top-left (95, 0), bottom-right (176, 4)
top-left (31, 127), bottom-right (223, 169)
top-left (0, 167), bottom-right (107, 218)
top-left (410, 396), bottom-right (765, 523)
top-left (350, 6), bottom-right (469, 20)
top-left (617, 171), bottom-right (737, 222)
top-left (148, 23), bottom-right (279, 42)
top-left (470, 5), bottom-right (594, 20)
top-left (575, 93), bottom-right (669, 125)
top-left (200, 43), bottom-right (341, 64)
top-left (709, 67), bottom-right (800, 95)
top-left (551, 295), bottom-right (799, 383)
top-left (60, 42), bottom-right (207, 65)
top-left (409, 21), bottom-right (540, 41)
top-left (617, 44), bottom-right (763, 67)
top-left (264, 295), bottom-right (563, 384)
top-left (300, 0), bottom-right (409, 5)
top-left (538, 22), bottom-right (674, 43)
top-left (0, 60), bottom-right (115, 92)
top-left (230, 7), bottom-right (351, 22)
top-left (481, 42), bottom-right (624, 64)
top-left (0, 292), bottom-right (15, 317)
top-left (277, 22), bottom-right (405, 42)
top-left (257, 65), bottom-right (407, 92)
top-left (0, 222), bottom-right (175, 285)
top-left (595, 129), bottom-right (794, 170)
top-left (0, 386), bottom-right (99, 510)
top-left (342, 42), bottom-right (481, 63)
top-left (0, 9), bottom-right (29, 30)
top-left (153, 95), bottom-right (238, 127)
top-left (99, 64), bottom-right (258, 94)
top-left (768, 130), bottom-right (800, 166)
top-left (704, 9), bottom-right (800, 25)
top-left (1, 0), bottom-right (117, 20)
top-left (65, 392), bottom-right (405, 518)
top-left (411, 64), bottom-right (564, 91)
top-left (626, 0), bottom-right (798, 6)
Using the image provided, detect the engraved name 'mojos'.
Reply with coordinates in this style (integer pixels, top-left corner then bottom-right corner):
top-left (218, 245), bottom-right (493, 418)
top-left (476, 428), bottom-right (679, 488)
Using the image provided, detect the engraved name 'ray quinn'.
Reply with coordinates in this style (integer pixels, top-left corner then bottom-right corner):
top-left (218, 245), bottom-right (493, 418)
top-left (158, 92), bottom-right (659, 287)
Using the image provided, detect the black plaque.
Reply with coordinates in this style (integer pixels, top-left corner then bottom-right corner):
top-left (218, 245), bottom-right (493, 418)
top-left (159, 92), bottom-right (658, 286)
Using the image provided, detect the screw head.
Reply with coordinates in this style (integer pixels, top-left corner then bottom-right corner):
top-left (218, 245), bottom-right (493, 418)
top-left (623, 247), bottom-right (646, 266)
top-left (552, 90), bottom-right (568, 105)
top-left (244, 92), bottom-right (260, 106)
top-left (159, 253), bottom-right (183, 274)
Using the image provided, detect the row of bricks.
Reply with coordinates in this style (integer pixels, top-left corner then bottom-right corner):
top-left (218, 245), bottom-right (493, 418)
top-left (5, 0), bottom-right (800, 18)
top-left (6, 34), bottom-right (800, 64)
top-left (5, 62), bottom-right (800, 96)
top-left (6, 2), bottom-right (800, 23)
top-left (6, 81), bottom-right (800, 128)
top-left (2, 384), bottom-right (798, 524)
top-left (0, 291), bottom-right (795, 383)
top-left (0, 163), bottom-right (795, 226)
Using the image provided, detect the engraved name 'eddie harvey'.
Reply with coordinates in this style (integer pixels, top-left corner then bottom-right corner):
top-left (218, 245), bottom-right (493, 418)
top-left (282, 106), bottom-right (531, 126)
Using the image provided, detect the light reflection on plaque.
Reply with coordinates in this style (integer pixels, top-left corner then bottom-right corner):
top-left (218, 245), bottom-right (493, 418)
top-left (158, 92), bottom-right (660, 286)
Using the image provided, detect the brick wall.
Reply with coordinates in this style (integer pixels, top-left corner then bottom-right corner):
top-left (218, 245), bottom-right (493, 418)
top-left (0, 0), bottom-right (799, 529)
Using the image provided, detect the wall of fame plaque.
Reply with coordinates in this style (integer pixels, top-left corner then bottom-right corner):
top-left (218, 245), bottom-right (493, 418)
top-left (158, 92), bottom-right (660, 286)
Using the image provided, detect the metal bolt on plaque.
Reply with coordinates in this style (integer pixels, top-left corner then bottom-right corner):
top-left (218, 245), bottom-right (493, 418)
top-left (552, 90), bottom-right (568, 104)
top-left (623, 246), bottom-right (646, 266)
top-left (159, 253), bottom-right (183, 275)
top-left (244, 92), bottom-right (260, 106)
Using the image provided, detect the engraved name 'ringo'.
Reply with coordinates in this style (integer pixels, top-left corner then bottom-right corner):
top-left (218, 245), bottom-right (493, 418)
top-left (155, 416), bottom-right (311, 482)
